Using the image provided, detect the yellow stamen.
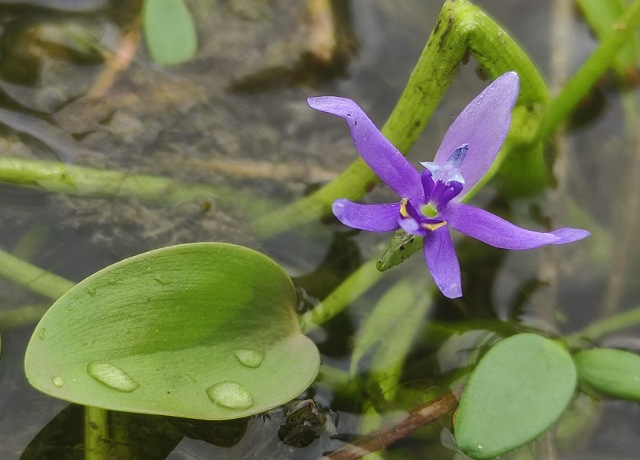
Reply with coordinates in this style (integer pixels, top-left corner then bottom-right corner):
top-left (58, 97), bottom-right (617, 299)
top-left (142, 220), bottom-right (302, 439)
top-left (400, 198), bottom-right (410, 218)
top-left (422, 221), bottom-right (447, 231)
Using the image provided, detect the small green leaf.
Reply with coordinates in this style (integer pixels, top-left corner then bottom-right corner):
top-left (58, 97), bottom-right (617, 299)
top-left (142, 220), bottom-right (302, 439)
top-left (25, 243), bottom-right (320, 420)
top-left (455, 333), bottom-right (576, 459)
top-left (376, 229), bottom-right (422, 272)
top-left (143, 0), bottom-right (198, 65)
top-left (574, 348), bottom-right (640, 402)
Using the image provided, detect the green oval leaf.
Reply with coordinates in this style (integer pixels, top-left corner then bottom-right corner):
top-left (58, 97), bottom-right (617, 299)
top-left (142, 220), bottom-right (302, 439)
top-left (455, 333), bottom-right (576, 459)
top-left (143, 0), bottom-right (198, 65)
top-left (574, 348), bottom-right (640, 402)
top-left (25, 243), bottom-right (320, 420)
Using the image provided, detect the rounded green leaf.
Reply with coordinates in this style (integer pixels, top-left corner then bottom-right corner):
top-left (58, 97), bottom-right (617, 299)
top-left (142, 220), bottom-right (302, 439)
top-left (455, 333), bottom-right (576, 459)
top-left (25, 243), bottom-right (320, 420)
top-left (574, 348), bottom-right (640, 402)
top-left (143, 0), bottom-right (198, 65)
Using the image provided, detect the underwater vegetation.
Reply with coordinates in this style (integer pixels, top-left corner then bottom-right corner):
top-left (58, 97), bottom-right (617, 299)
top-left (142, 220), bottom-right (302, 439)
top-left (0, 0), bottom-right (639, 459)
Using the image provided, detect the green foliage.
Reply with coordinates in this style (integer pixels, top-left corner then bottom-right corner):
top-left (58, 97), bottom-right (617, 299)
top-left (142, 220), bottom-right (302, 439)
top-left (1, 0), bottom-right (639, 456)
top-left (577, 0), bottom-right (640, 76)
top-left (350, 279), bottom-right (431, 391)
top-left (24, 243), bottom-right (320, 420)
top-left (574, 348), bottom-right (640, 402)
top-left (455, 333), bottom-right (576, 459)
top-left (143, 0), bottom-right (198, 65)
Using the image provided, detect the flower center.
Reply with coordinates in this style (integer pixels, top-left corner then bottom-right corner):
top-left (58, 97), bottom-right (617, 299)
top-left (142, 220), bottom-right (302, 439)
top-left (399, 196), bottom-right (449, 235)
top-left (420, 144), bottom-right (468, 185)
top-left (420, 203), bottom-right (438, 218)
top-left (397, 145), bottom-right (468, 236)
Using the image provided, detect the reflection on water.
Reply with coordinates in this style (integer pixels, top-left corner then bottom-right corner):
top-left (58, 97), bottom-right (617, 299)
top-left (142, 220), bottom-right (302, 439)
top-left (0, 0), bottom-right (639, 458)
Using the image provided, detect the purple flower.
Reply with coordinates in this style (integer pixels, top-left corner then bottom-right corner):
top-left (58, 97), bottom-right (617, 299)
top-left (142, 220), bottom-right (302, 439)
top-left (308, 72), bottom-right (590, 299)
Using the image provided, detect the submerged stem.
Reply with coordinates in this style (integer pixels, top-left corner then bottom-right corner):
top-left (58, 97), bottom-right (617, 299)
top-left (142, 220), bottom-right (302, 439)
top-left (300, 256), bottom-right (384, 332)
top-left (531, 0), bottom-right (574, 337)
top-left (540, 0), bottom-right (640, 139)
top-left (84, 406), bottom-right (110, 460)
top-left (0, 247), bottom-right (74, 300)
top-left (601, 109), bottom-right (640, 316)
top-left (0, 156), bottom-right (218, 205)
top-left (0, 304), bottom-right (50, 330)
top-left (323, 391), bottom-right (459, 460)
top-left (567, 306), bottom-right (640, 346)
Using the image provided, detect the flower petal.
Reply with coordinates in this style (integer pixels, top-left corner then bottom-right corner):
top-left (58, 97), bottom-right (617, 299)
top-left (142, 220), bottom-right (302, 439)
top-left (434, 72), bottom-right (520, 197)
top-left (332, 199), bottom-right (401, 232)
top-left (444, 203), bottom-right (590, 249)
top-left (308, 97), bottom-right (422, 198)
top-left (424, 227), bottom-right (462, 298)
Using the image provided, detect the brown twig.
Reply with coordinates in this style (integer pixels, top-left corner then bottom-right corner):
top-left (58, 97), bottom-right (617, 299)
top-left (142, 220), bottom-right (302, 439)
top-left (89, 28), bottom-right (140, 97)
top-left (306, 0), bottom-right (337, 65)
top-left (323, 391), bottom-right (459, 460)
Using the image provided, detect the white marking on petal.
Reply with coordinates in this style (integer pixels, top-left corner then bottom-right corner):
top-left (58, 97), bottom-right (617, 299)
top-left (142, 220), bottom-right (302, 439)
top-left (420, 161), bottom-right (465, 185)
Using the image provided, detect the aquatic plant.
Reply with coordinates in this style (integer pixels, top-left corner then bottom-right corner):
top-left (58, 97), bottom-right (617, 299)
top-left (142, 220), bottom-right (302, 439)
top-left (309, 72), bottom-right (589, 298)
top-left (0, 0), bottom-right (638, 459)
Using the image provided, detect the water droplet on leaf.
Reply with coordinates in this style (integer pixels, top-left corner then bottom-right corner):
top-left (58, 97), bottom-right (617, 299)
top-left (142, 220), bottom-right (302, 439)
top-left (52, 376), bottom-right (64, 387)
top-left (87, 362), bottom-right (140, 393)
top-left (207, 381), bottom-right (254, 410)
top-left (234, 349), bottom-right (264, 368)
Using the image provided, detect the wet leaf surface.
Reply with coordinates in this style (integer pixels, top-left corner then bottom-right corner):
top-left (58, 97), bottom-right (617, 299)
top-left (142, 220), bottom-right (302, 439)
top-left (25, 243), bottom-right (320, 420)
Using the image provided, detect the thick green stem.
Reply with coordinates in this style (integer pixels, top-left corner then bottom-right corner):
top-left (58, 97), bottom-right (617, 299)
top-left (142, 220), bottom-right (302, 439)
top-left (252, 0), bottom-right (547, 238)
top-left (84, 406), bottom-right (110, 460)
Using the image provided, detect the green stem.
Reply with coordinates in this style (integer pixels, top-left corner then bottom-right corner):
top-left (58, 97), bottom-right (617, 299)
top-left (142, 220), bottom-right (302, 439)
top-left (567, 306), bottom-right (640, 346)
top-left (0, 156), bottom-right (218, 205)
top-left (576, 0), bottom-right (640, 79)
top-left (0, 248), bottom-right (74, 300)
top-left (300, 256), bottom-right (384, 332)
top-left (316, 365), bottom-right (362, 401)
top-left (252, 0), bottom-right (547, 238)
top-left (540, 0), bottom-right (640, 139)
top-left (84, 406), bottom-right (110, 460)
top-left (0, 304), bottom-right (50, 330)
